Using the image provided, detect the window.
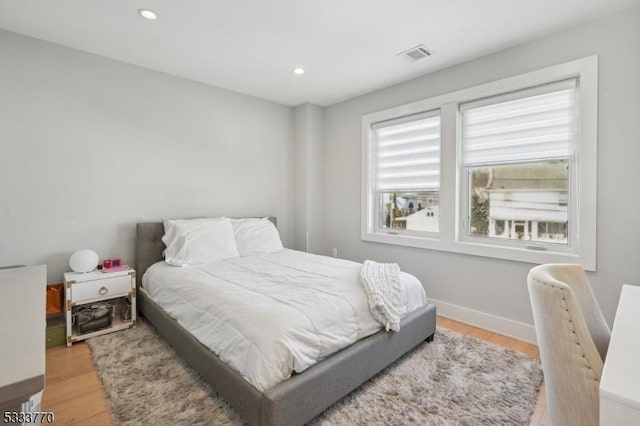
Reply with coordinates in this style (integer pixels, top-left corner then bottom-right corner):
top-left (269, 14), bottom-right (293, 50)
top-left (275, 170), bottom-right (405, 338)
top-left (461, 80), bottom-right (576, 248)
top-left (372, 112), bottom-right (441, 235)
top-left (362, 56), bottom-right (597, 270)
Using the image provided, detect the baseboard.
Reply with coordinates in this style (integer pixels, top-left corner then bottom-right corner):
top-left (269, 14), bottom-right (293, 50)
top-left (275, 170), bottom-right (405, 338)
top-left (430, 298), bottom-right (538, 345)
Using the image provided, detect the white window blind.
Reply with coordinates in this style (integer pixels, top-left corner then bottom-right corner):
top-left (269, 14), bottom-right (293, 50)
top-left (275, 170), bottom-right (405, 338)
top-left (461, 79), bottom-right (576, 166)
top-left (373, 112), bottom-right (441, 191)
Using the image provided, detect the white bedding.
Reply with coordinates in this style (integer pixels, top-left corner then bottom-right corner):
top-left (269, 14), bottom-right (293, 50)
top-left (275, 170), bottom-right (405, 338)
top-left (142, 249), bottom-right (427, 391)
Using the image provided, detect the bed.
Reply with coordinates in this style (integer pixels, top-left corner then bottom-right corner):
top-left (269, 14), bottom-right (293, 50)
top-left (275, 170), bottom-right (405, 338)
top-left (135, 218), bottom-right (437, 426)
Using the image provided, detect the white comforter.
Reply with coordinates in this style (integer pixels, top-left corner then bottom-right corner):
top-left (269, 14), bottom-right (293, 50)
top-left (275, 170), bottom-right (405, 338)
top-left (142, 249), bottom-right (426, 391)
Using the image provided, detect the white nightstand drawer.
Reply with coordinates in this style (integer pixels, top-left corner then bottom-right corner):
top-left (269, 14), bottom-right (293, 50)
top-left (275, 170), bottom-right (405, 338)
top-left (71, 275), bottom-right (132, 303)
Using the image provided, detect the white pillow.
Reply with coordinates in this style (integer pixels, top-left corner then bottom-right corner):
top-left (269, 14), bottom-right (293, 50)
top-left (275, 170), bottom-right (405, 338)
top-left (163, 217), bottom-right (226, 249)
top-left (231, 218), bottom-right (283, 256)
top-left (163, 218), bottom-right (239, 266)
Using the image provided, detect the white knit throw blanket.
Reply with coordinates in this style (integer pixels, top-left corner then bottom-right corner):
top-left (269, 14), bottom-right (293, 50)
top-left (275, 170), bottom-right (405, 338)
top-left (360, 260), bottom-right (403, 331)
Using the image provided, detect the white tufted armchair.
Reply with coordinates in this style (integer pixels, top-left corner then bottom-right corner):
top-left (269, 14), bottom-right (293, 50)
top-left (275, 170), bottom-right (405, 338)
top-left (527, 264), bottom-right (611, 426)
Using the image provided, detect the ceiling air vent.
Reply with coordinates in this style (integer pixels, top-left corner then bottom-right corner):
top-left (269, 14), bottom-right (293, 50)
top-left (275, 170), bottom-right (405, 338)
top-left (398, 44), bottom-right (433, 62)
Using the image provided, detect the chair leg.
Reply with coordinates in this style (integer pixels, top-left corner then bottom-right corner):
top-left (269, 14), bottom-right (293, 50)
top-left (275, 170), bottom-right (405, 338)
top-left (426, 332), bottom-right (435, 342)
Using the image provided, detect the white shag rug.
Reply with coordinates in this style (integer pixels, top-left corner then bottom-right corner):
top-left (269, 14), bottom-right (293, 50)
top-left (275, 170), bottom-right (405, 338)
top-left (87, 319), bottom-right (542, 426)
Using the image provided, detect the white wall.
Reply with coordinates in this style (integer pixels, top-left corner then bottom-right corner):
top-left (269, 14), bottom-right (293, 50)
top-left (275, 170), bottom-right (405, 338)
top-left (0, 30), bottom-right (294, 283)
top-left (322, 8), bottom-right (640, 328)
top-left (293, 104), bottom-right (324, 253)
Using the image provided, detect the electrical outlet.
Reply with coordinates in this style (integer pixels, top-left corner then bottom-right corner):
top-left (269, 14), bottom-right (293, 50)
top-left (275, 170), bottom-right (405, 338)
top-left (332, 248), bottom-right (338, 258)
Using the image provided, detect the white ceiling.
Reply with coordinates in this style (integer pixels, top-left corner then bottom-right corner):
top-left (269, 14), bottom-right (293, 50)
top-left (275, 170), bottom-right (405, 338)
top-left (0, 0), bottom-right (638, 106)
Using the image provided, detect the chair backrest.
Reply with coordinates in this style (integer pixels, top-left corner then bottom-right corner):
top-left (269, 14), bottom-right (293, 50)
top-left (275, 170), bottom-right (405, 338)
top-left (527, 263), bottom-right (611, 426)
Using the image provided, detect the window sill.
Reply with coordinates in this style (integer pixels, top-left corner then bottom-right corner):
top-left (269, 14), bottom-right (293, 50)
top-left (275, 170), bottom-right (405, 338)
top-left (361, 231), bottom-right (594, 271)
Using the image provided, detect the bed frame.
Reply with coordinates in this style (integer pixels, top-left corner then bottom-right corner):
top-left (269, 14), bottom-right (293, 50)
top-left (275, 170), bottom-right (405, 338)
top-left (135, 218), bottom-right (437, 426)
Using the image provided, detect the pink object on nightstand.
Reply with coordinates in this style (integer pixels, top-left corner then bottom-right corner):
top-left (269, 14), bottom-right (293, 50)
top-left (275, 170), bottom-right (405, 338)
top-left (102, 264), bottom-right (131, 273)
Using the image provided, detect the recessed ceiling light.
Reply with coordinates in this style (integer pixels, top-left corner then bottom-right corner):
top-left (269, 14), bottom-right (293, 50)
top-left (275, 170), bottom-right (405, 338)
top-left (293, 67), bottom-right (305, 75)
top-left (138, 9), bottom-right (157, 20)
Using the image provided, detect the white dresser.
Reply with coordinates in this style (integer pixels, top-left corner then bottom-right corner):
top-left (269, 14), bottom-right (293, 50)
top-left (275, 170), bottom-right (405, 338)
top-left (0, 265), bottom-right (46, 414)
top-left (600, 284), bottom-right (640, 425)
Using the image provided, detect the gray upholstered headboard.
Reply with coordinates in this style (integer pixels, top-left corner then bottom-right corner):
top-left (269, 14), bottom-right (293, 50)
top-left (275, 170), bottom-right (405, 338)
top-left (135, 217), bottom-right (277, 288)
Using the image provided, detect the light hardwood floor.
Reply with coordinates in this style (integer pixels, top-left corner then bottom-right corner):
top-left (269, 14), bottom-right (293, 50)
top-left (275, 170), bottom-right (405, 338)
top-left (42, 317), bottom-right (551, 425)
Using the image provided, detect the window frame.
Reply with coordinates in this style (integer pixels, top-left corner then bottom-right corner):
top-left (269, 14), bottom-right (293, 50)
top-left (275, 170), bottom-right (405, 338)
top-left (361, 56), bottom-right (598, 270)
top-left (458, 79), bottom-right (578, 253)
top-left (370, 109), bottom-right (442, 239)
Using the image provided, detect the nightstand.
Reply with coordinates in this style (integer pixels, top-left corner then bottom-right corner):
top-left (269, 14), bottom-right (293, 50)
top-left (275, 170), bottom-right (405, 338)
top-left (63, 269), bottom-right (137, 347)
